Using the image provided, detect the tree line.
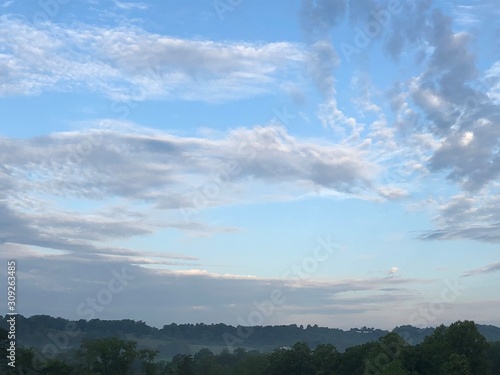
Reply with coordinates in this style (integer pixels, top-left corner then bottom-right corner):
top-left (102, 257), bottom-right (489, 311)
top-left (3, 314), bottom-right (500, 354)
top-left (1, 320), bottom-right (500, 375)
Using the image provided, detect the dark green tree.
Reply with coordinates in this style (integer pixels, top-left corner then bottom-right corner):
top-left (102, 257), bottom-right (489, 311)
top-left (415, 324), bottom-right (451, 375)
top-left (266, 343), bottom-right (314, 375)
top-left (232, 353), bottom-right (268, 375)
top-left (416, 321), bottom-right (490, 375)
top-left (138, 348), bottom-right (160, 375)
top-left (15, 347), bottom-right (45, 375)
top-left (337, 342), bottom-right (377, 375)
top-left (193, 348), bottom-right (217, 375)
top-left (379, 359), bottom-right (410, 375)
top-left (312, 343), bottom-right (340, 375)
top-left (40, 359), bottom-right (73, 375)
top-left (363, 332), bottom-right (412, 375)
top-left (442, 353), bottom-right (471, 375)
top-left (79, 336), bottom-right (138, 375)
top-left (487, 341), bottom-right (500, 374)
top-left (445, 321), bottom-right (488, 375)
top-left (171, 354), bottom-right (195, 375)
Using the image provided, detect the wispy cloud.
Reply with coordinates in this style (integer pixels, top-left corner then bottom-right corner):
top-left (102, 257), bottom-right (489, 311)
top-left (419, 192), bottom-right (500, 243)
top-left (0, 122), bottom-right (377, 255)
top-left (452, 5), bottom-right (480, 28)
top-left (0, 16), bottom-right (304, 101)
top-left (114, 1), bottom-right (149, 10)
top-left (463, 262), bottom-right (500, 277)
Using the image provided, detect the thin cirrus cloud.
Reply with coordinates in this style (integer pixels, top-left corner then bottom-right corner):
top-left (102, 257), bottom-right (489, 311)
top-left (419, 193), bottom-right (500, 243)
top-left (0, 16), bottom-right (304, 101)
top-left (113, 1), bottom-right (149, 11)
top-left (0, 202), bottom-right (199, 264)
top-left (463, 262), bottom-right (500, 277)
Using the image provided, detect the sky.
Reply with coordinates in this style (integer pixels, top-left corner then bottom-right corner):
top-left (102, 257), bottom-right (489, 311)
top-left (0, 0), bottom-right (499, 331)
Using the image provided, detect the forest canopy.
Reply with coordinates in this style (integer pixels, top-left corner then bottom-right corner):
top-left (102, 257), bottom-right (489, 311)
top-left (1, 318), bottom-right (499, 375)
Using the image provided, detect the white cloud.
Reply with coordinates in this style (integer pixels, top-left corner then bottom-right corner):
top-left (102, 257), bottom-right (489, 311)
top-left (389, 266), bottom-right (399, 275)
top-left (460, 131), bottom-right (474, 147)
top-left (376, 186), bottom-right (408, 200)
top-left (0, 16), bottom-right (305, 101)
top-left (0, 122), bottom-right (377, 253)
top-left (114, 1), bottom-right (148, 10)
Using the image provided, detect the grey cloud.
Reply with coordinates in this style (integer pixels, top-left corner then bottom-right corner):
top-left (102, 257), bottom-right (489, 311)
top-left (347, 0), bottom-right (376, 23)
top-left (0, 203), bottom-right (41, 244)
top-left (1, 124), bottom-right (375, 199)
top-left (421, 225), bottom-right (500, 243)
top-left (464, 262), bottom-right (500, 277)
top-left (0, 249), bottom-right (432, 327)
top-left (383, 0), bottom-right (433, 60)
top-left (426, 11), bottom-right (477, 104)
top-left (306, 41), bottom-right (339, 98)
top-left (387, 7), bottom-right (500, 192)
top-left (299, 0), bottom-right (343, 103)
top-left (419, 194), bottom-right (500, 243)
top-left (224, 126), bottom-right (374, 190)
top-left (0, 199), bottom-right (197, 263)
top-left (300, 0), bottom-right (347, 40)
top-left (428, 119), bottom-right (500, 191)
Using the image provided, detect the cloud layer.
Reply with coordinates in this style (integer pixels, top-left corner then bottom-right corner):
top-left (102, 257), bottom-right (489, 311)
top-left (0, 244), bottom-right (438, 329)
top-left (0, 122), bottom-right (376, 257)
top-left (0, 16), bottom-right (304, 101)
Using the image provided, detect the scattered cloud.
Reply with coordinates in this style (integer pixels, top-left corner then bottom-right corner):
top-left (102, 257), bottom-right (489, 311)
top-left (463, 262), bottom-right (500, 277)
top-left (0, 0), bottom-right (498, 328)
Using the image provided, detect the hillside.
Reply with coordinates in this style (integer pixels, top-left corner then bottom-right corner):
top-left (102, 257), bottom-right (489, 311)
top-left (2, 315), bottom-right (500, 359)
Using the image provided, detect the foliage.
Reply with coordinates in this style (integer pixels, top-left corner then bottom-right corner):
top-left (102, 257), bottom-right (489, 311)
top-left (79, 336), bottom-right (138, 375)
top-left (1, 319), bottom-right (499, 374)
top-left (442, 353), bottom-right (471, 375)
top-left (415, 320), bottom-right (489, 375)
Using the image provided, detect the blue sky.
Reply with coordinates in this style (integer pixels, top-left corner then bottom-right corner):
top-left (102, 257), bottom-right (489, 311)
top-left (0, 0), bottom-right (499, 330)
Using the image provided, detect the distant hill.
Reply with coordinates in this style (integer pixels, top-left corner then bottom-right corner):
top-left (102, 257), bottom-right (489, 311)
top-left (2, 315), bottom-right (499, 359)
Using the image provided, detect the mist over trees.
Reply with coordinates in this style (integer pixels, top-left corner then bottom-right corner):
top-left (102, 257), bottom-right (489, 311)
top-left (1, 317), bottom-right (500, 374)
